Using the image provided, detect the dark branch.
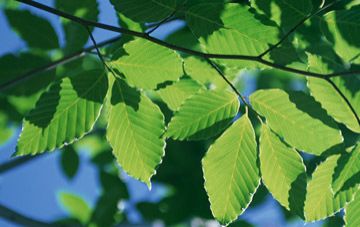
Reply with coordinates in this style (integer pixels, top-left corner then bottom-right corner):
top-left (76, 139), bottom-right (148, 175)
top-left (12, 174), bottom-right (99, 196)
top-left (0, 155), bottom-right (38, 174)
top-left (0, 203), bottom-right (59, 227)
top-left (14, 0), bottom-right (359, 79)
top-left (146, 10), bottom-right (177, 35)
top-left (0, 35), bottom-right (122, 91)
top-left (85, 26), bottom-right (118, 78)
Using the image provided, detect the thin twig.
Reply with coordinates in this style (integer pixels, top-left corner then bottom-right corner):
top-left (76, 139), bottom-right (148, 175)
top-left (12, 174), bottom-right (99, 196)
top-left (146, 10), bottom-right (177, 35)
top-left (0, 35), bottom-right (122, 91)
top-left (0, 155), bottom-right (39, 174)
top-left (85, 26), bottom-right (118, 78)
top-left (206, 59), bottom-right (248, 105)
top-left (14, 0), bottom-right (360, 79)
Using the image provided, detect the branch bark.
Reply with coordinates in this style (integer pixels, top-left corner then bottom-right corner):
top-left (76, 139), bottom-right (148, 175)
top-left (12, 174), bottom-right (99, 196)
top-left (0, 203), bottom-right (60, 227)
top-left (0, 35), bottom-right (122, 91)
top-left (14, 0), bottom-right (360, 79)
top-left (0, 155), bottom-right (38, 174)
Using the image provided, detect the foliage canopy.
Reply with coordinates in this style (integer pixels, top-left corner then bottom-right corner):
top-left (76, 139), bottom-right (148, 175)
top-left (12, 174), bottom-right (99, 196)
top-left (0, 0), bottom-right (359, 226)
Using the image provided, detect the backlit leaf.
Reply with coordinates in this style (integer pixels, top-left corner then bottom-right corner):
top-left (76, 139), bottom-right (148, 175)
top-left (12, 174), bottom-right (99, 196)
top-left (157, 78), bottom-right (204, 111)
top-left (321, 7), bottom-right (360, 62)
top-left (59, 192), bottom-right (91, 224)
top-left (202, 114), bottom-right (260, 225)
top-left (344, 191), bottom-right (360, 227)
top-left (111, 39), bottom-right (183, 90)
top-left (308, 77), bottom-right (360, 133)
top-left (332, 144), bottom-right (360, 193)
top-left (106, 78), bottom-right (165, 187)
top-left (260, 124), bottom-right (307, 217)
top-left (250, 89), bottom-right (343, 155)
top-left (16, 69), bottom-right (108, 156)
top-left (166, 90), bottom-right (239, 140)
top-left (304, 155), bottom-right (358, 222)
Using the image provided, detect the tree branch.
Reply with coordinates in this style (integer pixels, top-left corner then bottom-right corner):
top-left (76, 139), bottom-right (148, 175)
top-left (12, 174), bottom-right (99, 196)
top-left (14, 0), bottom-right (360, 79)
top-left (0, 203), bottom-right (60, 227)
top-left (0, 155), bottom-right (39, 174)
top-left (0, 35), bottom-right (122, 91)
top-left (146, 10), bottom-right (177, 35)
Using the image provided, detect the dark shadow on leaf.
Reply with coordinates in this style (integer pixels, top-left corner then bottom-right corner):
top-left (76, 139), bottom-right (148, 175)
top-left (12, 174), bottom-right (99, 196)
top-left (155, 80), bottom-right (175, 90)
top-left (186, 3), bottom-right (225, 38)
top-left (288, 172), bottom-right (307, 219)
top-left (187, 118), bottom-right (234, 141)
top-left (110, 78), bottom-right (140, 111)
top-left (288, 91), bottom-right (340, 130)
top-left (338, 172), bottom-right (360, 194)
top-left (336, 5), bottom-right (360, 48)
top-left (321, 143), bottom-right (347, 157)
top-left (25, 81), bottom-right (61, 128)
top-left (336, 75), bottom-right (360, 99)
top-left (70, 69), bottom-right (108, 103)
top-left (332, 151), bottom-right (352, 189)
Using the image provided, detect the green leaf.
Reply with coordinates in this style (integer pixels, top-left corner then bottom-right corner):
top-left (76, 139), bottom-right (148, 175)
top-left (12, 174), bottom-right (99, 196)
top-left (332, 144), bottom-right (360, 193)
top-left (5, 9), bottom-right (59, 50)
top-left (202, 114), bottom-right (260, 225)
top-left (55, 0), bottom-right (99, 53)
top-left (0, 0), bottom-right (19, 9)
top-left (116, 12), bottom-right (145, 32)
top-left (0, 111), bottom-right (14, 145)
top-left (16, 69), bottom-right (108, 156)
top-left (61, 146), bottom-right (80, 180)
top-left (165, 26), bottom-right (202, 53)
top-left (157, 78), bottom-right (204, 111)
top-left (110, 0), bottom-right (177, 23)
top-left (321, 7), bottom-right (360, 62)
top-left (58, 192), bottom-right (91, 224)
top-left (186, 3), bottom-right (279, 66)
top-left (184, 56), bottom-right (229, 89)
top-left (331, 76), bottom-right (360, 129)
top-left (106, 78), bottom-right (165, 187)
top-left (308, 77), bottom-right (360, 133)
top-left (250, 89), bottom-right (343, 155)
top-left (166, 90), bottom-right (239, 140)
top-left (344, 191), bottom-right (360, 227)
top-left (304, 155), bottom-right (358, 222)
top-left (0, 53), bottom-right (55, 96)
top-left (259, 124), bottom-right (307, 217)
top-left (111, 38), bottom-right (183, 90)
top-left (306, 50), bottom-right (345, 75)
top-left (252, 0), bottom-right (313, 32)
